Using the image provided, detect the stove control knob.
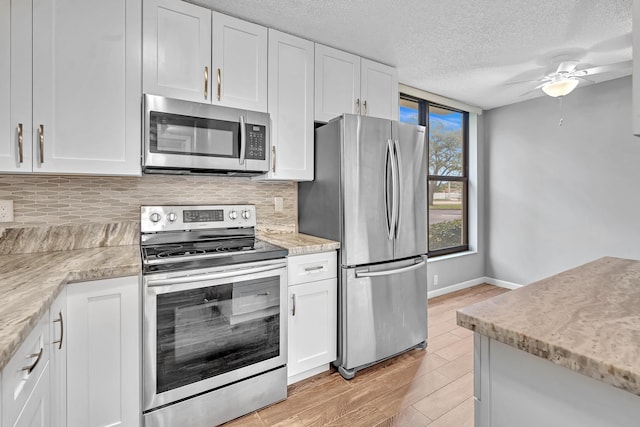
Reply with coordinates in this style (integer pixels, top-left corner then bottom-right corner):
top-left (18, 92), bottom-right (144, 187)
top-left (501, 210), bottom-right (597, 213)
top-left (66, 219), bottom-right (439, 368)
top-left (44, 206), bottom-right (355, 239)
top-left (167, 212), bottom-right (177, 223)
top-left (229, 210), bottom-right (238, 220)
top-left (242, 210), bottom-right (251, 220)
top-left (150, 212), bottom-right (161, 223)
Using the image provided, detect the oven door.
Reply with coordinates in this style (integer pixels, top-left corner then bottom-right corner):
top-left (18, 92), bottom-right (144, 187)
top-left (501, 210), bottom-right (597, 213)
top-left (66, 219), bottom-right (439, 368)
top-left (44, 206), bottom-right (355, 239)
top-left (142, 258), bottom-right (287, 412)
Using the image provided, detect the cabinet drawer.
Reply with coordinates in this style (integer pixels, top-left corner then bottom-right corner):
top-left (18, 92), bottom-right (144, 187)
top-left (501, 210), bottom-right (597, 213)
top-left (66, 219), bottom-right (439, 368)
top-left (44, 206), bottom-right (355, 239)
top-left (288, 251), bottom-right (337, 286)
top-left (2, 313), bottom-right (50, 427)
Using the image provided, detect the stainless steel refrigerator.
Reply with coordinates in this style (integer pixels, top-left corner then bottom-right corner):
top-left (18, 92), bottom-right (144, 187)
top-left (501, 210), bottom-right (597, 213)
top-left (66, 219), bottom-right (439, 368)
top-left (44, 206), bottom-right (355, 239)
top-left (299, 114), bottom-right (428, 379)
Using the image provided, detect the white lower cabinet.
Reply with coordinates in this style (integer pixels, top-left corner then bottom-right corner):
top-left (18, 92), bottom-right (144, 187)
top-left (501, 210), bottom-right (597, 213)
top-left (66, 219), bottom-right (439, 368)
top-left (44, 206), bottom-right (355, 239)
top-left (13, 366), bottom-right (49, 427)
top-left (66, 276), bottom-right (140, 427)
top-left (1, 311), bottom-right (50, 427)
top-left (49, 289), bottom-right (66, 427)
top-left (287, 251), bottom-right (337, 384)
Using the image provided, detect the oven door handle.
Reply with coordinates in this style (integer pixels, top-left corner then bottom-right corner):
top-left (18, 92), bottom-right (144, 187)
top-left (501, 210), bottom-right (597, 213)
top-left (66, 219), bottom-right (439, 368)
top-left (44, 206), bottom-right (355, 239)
top-left (146, 262), bottom-right (286, 287)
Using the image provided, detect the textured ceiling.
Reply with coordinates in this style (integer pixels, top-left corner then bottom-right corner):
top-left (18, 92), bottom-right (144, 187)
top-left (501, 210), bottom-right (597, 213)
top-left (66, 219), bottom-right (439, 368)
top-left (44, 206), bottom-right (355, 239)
top-left (194, 0), bottom-right (633, 110)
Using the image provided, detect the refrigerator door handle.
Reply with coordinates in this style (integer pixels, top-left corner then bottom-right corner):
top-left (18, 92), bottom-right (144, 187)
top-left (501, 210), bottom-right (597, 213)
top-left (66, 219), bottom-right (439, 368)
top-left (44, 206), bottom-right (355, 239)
top-left (355, 259), bottom-right (426, 278)
top-left (386, 139), bottom-right (396, 240)
top-left (388, 139), bottom-right (399, 240)
top-left (393, 139), bottom-right (401, 239)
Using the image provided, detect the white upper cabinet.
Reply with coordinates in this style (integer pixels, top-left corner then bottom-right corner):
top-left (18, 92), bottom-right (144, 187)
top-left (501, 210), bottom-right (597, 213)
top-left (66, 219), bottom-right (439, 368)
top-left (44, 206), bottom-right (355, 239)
top-left (1, 0), bottom-right (141, 175)
top-left (633, 0), bottom-right (639, 136)
top-left (315, 44), bottom-right (361, 123)
top-left (1, 0), bottom-right (32, 172)
top-left (143, 0), bottom-right (268, 112)
top-left (212, 13), bottom-right (268, 112)
top-left (315, 43), bottom-right (398, 122)
top-left (260, 29), bottom-right (314, 181)
top-left (143, 0), bottom-right (211, 103)
top-left (361, 58), bottom-right (399, 121)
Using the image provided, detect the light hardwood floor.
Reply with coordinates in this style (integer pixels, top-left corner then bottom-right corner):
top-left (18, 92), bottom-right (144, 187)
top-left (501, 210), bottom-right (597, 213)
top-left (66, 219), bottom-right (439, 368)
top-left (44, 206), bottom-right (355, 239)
top-left (224, 284), bottom-right (510, 427)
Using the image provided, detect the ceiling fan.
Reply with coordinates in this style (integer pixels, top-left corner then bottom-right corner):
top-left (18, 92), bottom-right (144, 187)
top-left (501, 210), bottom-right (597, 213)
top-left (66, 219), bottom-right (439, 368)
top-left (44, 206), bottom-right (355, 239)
top-left (510, 59), bottom-right (632, 98)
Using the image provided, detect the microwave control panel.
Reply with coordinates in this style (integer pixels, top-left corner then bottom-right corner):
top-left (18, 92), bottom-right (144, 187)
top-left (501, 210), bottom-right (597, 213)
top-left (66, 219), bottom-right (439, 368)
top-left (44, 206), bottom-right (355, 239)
top-left (245, 124), bottom-right (266, 160)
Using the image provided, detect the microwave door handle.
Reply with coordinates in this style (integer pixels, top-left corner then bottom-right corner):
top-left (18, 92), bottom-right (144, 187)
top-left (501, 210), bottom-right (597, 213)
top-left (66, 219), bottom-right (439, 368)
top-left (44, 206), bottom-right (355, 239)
top-left (239, 115), bottom-right (246, 165)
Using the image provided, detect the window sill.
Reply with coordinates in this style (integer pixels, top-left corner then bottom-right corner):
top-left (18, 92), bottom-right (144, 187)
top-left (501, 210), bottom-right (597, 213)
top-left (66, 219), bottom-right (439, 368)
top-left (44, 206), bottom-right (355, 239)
top-left (427, 250), bottom-right (478, 263)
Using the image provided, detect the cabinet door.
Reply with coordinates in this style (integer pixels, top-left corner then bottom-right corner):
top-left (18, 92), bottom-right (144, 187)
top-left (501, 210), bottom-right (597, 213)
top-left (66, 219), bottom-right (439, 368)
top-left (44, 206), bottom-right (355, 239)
top-left (212, 12), bottom-right (268, 112)
top-left (49, 288), bottom-right (66, 427)
top-left (314, 44), bottom-right (360, 123)
top-left (361, 58), bottom-right (399, 121)
top-left (32, 0), bottom-right (141, 175)
top-left (634, 0), bottom-right (640, 136)
top-left (263, 29), bottom-right (314, 181)
top-left (0, 0), bottom-right (33, 172)
top-left (288, 279), bottom-right (337, 378)
top-left (143, 0), bottom-right (211, 103)
top-left (13, 365), bottom-right (50, 427)
top-left (66, 276), bottom-right (140, 427)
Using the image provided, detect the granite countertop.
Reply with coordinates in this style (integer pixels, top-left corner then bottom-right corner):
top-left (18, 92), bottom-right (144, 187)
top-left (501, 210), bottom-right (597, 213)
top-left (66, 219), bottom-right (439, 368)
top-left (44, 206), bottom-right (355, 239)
top-left (0, 245), bottom-right (140, 372)
top-left (259, 232), bottom-right (340, 255)
top-left (457, 256), bottom-right (640, 396)
top-left (0, 228), bottom-right (338, 373)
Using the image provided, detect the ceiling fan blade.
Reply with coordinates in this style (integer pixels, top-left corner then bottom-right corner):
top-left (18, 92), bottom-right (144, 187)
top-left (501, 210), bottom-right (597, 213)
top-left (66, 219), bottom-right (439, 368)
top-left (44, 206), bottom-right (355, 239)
top-left (575, 60), bottom-right (632, 76)
top-left (574, 75), bottom-right (596, 84)
top-left (556, 61), bottom-right (578, 74)
top-left (505, 77), bottom-right (551, 86)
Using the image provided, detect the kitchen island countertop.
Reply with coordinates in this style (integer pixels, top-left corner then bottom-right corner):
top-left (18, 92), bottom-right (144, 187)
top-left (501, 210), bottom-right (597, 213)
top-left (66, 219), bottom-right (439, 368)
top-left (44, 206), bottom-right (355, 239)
top-left (0, 245), bottom-right (141, 372)
top-left (457, 256), bottom-right (640, 396)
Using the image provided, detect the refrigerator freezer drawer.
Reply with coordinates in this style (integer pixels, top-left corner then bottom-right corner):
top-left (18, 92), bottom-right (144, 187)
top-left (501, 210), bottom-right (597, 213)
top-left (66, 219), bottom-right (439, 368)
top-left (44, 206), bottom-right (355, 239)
top-left (339, 257), bottom-right (427, 373)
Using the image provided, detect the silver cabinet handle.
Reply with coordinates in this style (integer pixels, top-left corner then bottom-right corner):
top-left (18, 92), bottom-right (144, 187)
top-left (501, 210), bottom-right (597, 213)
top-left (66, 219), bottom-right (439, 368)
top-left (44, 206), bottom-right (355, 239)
top-left (17, 123), bottom-right (24, 163)
top-left (21, 348), bottom-right (43, 375)
top-left (355, 98), bottom-right (360, 114)
top-left (38, 124), bottom-right (44, 164)
top-left (204, 66), bottom-right (209, 100)
top-left (239, 115), bottom-right (246, 165)
top-left (52, 311), bottom-right (64, 350)
top-left (356, 259), bottom-right (425, 278)
top-left (364, 100), bottom-right (368, 116)
top-left (217, 68), bottom-right (221, 101)
top-left (271, 146), bottom-right (276, 173)
top-left (291, 293), bottom-right (296, 316)
top-left (304, 265), bottom-right (324, 272)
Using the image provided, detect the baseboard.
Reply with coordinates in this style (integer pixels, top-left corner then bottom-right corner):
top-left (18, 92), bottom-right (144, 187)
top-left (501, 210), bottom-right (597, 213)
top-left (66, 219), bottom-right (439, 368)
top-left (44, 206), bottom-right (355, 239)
top-left (427, 276), bottom-right (523, 299)
top-left (427, 277), bottom-right (486, 299)
top-left (484, 277), bottom-right (523, 290)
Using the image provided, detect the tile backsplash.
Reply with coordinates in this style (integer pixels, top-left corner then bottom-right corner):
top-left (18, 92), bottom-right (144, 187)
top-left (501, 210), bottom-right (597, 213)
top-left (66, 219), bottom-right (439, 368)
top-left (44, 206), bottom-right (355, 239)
top-left (0, 174), bottom-right (297, 232)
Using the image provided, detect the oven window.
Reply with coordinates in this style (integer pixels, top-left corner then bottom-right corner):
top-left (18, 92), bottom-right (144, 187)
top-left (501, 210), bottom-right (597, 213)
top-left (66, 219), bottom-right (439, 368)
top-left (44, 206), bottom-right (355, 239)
top-left (156, 276), bottom-right (280, 393)
top-left (149, 111), bottom-right (239, 158)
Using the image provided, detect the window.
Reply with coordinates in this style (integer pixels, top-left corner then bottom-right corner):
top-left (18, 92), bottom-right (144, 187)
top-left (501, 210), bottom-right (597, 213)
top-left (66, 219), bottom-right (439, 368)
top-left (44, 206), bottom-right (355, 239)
top-left (400, 95), bottom-right (469, 257)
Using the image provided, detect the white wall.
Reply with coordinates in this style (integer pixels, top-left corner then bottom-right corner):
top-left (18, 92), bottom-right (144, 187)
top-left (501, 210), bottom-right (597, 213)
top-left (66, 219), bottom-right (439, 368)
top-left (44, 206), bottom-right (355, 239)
top-left (485, 76), bottom-right (640, 285)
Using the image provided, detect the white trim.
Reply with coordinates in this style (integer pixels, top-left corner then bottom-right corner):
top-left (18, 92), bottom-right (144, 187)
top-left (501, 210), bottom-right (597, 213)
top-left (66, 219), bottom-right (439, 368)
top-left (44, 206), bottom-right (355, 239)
top-left (428, 277), bottom-right (486, 299)
top-left (484, 277), bottom-right (523, 290)
top-left (287, 364), bottom-right (330, 385)
top-left (427, 250), bottom-right (478, 263)
top-left (427, 276), bottom-right (523, 299)
top-left (399, 83), bottom-right (483, 114)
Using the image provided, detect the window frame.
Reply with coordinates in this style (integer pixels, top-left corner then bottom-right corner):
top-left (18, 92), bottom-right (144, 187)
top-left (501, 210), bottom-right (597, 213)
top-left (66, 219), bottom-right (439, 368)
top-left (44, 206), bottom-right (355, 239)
top-left (400, 94), bottom-right (469, 257)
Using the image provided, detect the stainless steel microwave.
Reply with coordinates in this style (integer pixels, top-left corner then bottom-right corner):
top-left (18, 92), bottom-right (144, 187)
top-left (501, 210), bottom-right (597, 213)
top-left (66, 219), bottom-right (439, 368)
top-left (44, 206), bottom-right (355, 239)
top-left (143, 94), bottom-right (270, 176)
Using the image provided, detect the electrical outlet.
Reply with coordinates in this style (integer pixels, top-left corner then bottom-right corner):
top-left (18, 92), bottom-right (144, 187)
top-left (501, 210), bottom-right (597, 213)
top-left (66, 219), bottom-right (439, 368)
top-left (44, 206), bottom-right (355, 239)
top-left (0, 200), bottom-right (14, 222)
top-left (274, 197), bottom-right (284, 212)
top-left (434, 274), bottom-right (439, 286)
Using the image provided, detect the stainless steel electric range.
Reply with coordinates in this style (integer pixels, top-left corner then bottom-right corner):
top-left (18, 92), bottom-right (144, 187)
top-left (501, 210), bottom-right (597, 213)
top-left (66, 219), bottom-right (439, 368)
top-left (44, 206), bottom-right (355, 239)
top-left (140, 204), bottom-right (288, 427)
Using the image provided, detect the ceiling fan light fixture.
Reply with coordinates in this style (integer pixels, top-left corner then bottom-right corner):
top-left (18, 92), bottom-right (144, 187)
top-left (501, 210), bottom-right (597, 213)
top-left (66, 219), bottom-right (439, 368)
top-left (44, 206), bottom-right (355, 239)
top-left (542, 78), bottom-right (579, 97)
